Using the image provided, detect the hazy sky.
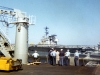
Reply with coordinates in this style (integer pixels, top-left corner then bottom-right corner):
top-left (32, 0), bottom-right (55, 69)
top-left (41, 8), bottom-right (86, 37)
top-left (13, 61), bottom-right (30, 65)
top-left (0, 0), bottom-right (100, 45)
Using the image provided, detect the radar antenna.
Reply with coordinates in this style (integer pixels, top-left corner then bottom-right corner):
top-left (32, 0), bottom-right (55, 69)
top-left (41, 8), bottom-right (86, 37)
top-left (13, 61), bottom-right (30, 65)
top-left (45, 26), bottom-right (49, 37)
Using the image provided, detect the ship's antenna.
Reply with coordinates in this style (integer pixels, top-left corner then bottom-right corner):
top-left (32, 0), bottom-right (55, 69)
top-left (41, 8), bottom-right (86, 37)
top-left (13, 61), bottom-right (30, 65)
top-left (45, 26), bottom-right (49, 37)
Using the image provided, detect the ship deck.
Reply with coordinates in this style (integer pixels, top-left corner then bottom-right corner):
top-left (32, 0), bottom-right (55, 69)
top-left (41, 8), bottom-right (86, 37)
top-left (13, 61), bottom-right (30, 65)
top-left (0, 63), bottom-right (100, 75)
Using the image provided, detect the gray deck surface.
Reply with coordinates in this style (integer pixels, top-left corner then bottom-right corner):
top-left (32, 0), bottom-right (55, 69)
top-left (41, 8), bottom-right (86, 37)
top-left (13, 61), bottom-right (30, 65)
top-left (0, 64), bottom-right (100, 75)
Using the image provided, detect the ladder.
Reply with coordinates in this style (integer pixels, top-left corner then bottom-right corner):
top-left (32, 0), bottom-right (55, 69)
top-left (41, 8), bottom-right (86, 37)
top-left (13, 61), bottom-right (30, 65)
top-left (0, 31), bottom-right (12, 58)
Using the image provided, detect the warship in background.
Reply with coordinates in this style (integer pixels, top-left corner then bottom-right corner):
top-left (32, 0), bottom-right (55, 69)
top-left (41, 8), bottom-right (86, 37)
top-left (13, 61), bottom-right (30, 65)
top-left (28, 27), bottom-right (100, 66)
top-left (28, 27), bottom-right (100, 58)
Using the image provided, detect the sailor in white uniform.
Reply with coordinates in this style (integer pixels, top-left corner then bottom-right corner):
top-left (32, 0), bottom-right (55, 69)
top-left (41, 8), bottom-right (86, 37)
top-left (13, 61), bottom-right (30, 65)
top-left (74, 50), bottom-right (80, 66)
top-left (65, 49), bottom-right (70, 65)
top-left (32, 50), bottom-right (39, 62)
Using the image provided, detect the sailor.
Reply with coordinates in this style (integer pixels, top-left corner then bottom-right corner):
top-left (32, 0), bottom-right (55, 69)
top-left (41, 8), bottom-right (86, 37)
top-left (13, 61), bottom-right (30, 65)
top-left (32, 50), bottom-right (39, 62)
top-left (74, 50), bottom-right (80, 66)
top-left (51, 49), bottom-right (56, 66)
top-left (59, 49), bottom-right (64, 66)
top-left (56, 50), bottom-right (60, 65)
top-left (48, 49), bottom-right (53, 65)
top-left (65, 49), bottom-right (70, 66)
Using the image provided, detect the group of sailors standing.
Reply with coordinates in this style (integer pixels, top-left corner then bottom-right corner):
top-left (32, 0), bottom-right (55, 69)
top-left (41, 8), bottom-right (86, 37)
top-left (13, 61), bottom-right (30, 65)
top-left (48, 48), bottom-right (80, 66)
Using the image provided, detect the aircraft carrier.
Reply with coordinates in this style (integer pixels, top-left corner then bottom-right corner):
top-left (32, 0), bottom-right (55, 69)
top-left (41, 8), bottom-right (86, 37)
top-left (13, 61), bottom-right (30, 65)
top-left (28, 26), bottom-right (100, 63)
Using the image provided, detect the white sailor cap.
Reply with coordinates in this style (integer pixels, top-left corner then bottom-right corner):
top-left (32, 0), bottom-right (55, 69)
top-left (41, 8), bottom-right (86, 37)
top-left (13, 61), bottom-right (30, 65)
top-left (61, 49), bottom-right (63, 51)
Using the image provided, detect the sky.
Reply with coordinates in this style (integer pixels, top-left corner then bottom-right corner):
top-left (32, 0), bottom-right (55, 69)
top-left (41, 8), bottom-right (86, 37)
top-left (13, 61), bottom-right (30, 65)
top-left (0, 0), bottom-right (100, 45)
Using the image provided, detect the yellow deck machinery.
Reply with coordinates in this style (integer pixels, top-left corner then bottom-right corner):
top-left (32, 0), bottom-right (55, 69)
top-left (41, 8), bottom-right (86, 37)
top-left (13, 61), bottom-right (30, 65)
top-left (0, 57), bottom-right (22, 71)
